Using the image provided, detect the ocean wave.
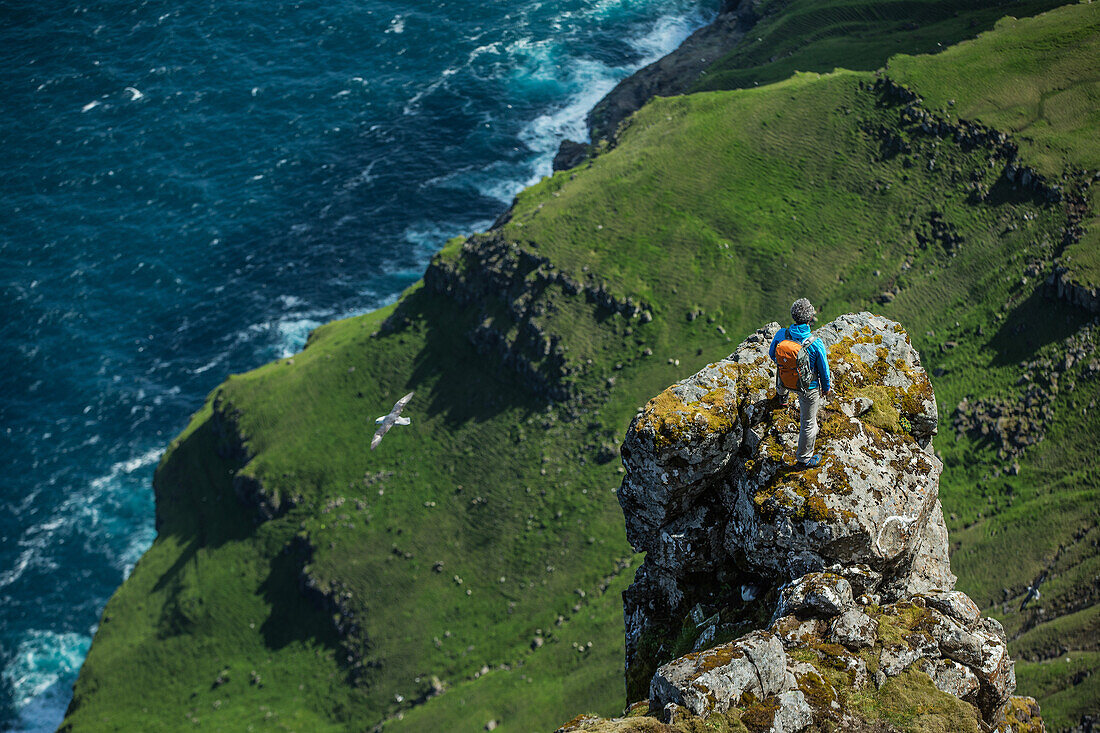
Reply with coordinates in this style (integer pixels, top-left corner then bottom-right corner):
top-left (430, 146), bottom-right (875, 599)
top-left (3, 630), bottom-right (91, 732)
top-left (473, 5), bottom-right (715, 202)
top-left (403, 219), bottom-right (493, 254)
top-left (0, 448), bottom-right (161, 593)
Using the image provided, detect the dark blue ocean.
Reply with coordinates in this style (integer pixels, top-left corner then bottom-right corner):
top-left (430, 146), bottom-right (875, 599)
top-left (0, 0), bottom-right (718, 729)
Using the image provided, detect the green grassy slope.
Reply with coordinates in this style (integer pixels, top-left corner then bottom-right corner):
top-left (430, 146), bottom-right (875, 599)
top-left (887, 5), bottom-right (1100, 293)
top-left (693, 0), bottom-right (1066, 93)
top-left (64, 3), bottom-right (1099, 732)
top-left (61, 398), bottom-right (363, 732)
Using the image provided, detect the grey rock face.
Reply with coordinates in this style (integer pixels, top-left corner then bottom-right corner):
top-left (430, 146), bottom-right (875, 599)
top-left (619, 356), bottom-right (748, 555)
top-left (840, 396), bottom-right (874, 418)
top-left (880, 644), bottom-right (925, 677)
top-left (892, 502), bottom-right (958, 596)
top-left (923, 590), bottom-right (982, 625)
top-left (617, 314), bottom-right (1023, 728)
top-left (917, 658), bottom-right (981, 701)
top-left (940, 624), bottom-right (986, 668)
top-left (771, 690), bottom-right (814, 733)
top-left (829, 608), bottom-right (878, 650)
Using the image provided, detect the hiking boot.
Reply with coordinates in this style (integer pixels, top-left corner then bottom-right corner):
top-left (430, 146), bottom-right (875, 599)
top-left (796, 454), bottom-right (823, 468)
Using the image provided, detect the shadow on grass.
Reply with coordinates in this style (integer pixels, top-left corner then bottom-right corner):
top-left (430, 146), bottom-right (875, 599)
top-left (150, 414), bottom-right (345, 659)
top-left (392, 288), bottom-right (555, 429)
top-left (258, 549), bottom-right (342, 652)
top-left (151, 416), bottom-right (254, 593)
top-left (988, 288), bottom-right (1088, 368)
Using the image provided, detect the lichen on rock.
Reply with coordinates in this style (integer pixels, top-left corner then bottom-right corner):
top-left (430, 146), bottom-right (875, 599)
top-left (583, 314), bottom-right (1042, 732)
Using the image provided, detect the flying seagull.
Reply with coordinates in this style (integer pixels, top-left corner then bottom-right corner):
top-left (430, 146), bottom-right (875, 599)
top-left (1019, 569), bottom-right (1047, 611)
top-left (371, 391), bottom-right (414, 450)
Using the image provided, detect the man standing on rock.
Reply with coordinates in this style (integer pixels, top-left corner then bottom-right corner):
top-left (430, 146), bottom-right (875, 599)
top-left (769, 298), bottom-right (831, 468)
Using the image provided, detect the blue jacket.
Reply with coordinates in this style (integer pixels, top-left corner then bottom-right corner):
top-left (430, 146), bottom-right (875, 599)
top-left (768, 323), bottom-right (831, 392)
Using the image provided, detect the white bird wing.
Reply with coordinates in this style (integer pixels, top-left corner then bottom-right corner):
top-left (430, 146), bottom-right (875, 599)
top-left (390, 391), bottom-right (414, 417)
top-left (371, 424), bottom-right (387, 450)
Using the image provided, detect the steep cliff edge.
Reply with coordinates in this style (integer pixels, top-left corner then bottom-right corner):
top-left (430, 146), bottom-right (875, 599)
top-left (557, 314), bottom-right (1043, 732)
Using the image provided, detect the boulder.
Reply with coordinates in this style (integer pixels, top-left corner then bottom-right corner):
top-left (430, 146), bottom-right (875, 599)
top-left (770, 690), bottom-right (814, 732)
top-left (649, 631), bottom-right (788, 718)
top-left (777, 572), bottom-right (854, 618)
top-left (917, 658), bottom-right (981, 701)
top-left (922, 590), bottom-right (982, 626)
top-left (939, 624), bottom-right (987, 668)
top-left (829, 608), bottom-right (878, 650)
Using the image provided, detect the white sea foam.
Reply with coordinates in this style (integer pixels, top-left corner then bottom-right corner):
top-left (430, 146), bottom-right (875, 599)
top-left (275, 317), bottom-right (324, 357)
top-left (191, 355), bottom-right (225, 374)
top-left (3, 630), bottom-right (91, 731)
top-left (629, 10), bottom-right (707, 60)
top-left (123, 86), bottom-right (144, 101)
top-left (463, 6), bottom-right (713, 204)
top-left (385, 14), bottom-right (405, 34)
top-left (517, 56), bottom-right (620, 156)
top-left (1, 450), bottom-right (159, 727)
top-left (0, 448), bottom-right (161, 592)
top-left (403, 219), bottom-right (492, 255)
top-left (402, 73), bottom-right (453, 116)
top-left (341, 159), bottom-right (379, 191)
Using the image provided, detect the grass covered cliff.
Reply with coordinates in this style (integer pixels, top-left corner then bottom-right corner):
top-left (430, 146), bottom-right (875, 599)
top-left (63, 2), bottom-right (1100, 731)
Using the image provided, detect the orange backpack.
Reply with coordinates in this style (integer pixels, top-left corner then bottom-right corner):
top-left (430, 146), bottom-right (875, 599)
top-left (775, 334), bottom-right (818, 391)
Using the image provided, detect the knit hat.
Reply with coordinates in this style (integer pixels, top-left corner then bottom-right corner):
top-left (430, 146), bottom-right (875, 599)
top-left (791, 298), bottom-right (816, 324)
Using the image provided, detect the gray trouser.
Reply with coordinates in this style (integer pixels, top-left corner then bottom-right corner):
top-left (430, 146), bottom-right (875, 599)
top-left (776, 379), bottom-right (823, 462)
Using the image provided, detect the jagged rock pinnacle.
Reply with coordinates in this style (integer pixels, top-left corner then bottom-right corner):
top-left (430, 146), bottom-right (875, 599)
top-left (591, 313), bottom-right (1040, 732)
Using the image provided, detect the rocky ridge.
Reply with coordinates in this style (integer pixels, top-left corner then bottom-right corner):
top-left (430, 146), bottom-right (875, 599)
top-left (415, 232), bottom-right (656, 401)
top-left (558, 314), bottom-right (1043, 732)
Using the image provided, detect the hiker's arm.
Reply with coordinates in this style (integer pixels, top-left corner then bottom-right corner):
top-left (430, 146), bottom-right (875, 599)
top-left (816, 343), bottom-right (832, 394)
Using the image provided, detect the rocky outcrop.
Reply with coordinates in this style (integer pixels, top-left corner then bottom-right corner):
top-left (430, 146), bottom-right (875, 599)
top-left (418, 232), bottom-right (655, 401)
top-left (1047, 266), bottom-right (1100, 314)
top-left (952, 322), bottom-right (1098, 462)
top-left (602, 314), bottom-right (1042, 731)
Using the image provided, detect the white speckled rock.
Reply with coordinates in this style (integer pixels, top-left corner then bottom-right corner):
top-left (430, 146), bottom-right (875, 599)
top-left (829, 608), bottom-right (878, 650)
top-left (923, 590), bottom-right (983, 626)
top-left (778, 572), bottom-right (854, 618)
top-left (724, 410), bottom-right (944, 585)
top-left (770, 690), bottom-right (813, 732)
top-left (917, 658), bottom-right (981, 701)
top-left (649, 631), bottom-right (789, 718)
